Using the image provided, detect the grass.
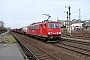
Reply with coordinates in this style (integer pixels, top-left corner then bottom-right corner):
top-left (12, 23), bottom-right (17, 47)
top-left (5, 34), bottom-right (16, 44)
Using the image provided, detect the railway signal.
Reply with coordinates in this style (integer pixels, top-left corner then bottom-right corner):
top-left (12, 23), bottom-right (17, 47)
top-left (65, 6), bottom-right (71, 36)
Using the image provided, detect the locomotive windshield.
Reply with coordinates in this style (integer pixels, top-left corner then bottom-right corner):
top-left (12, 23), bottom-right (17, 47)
top-left (55, 24), bottom-right (60, 28)
top-left (48, 23), bottom-right (60, 28)
top-left (48, 24), bottom-right (54, 28)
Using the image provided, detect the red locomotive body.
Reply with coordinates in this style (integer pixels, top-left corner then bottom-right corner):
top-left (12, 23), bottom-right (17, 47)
top-left (12, 20), bottom-right (61, 42)
top-left (27, 21), bottom-right (61, 41)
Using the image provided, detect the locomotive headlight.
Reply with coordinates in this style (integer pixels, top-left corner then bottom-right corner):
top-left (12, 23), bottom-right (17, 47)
top-left (48, 32), bottom-right (52, 35)
top-left (58, 32), bottom-right (61, 34)
top-left (57, 32), bottom-right (58, 34)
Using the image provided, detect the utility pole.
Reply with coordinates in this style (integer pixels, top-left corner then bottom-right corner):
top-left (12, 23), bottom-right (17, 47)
top-left (57, 17), bottom-right (58, 21)
top-left (1, 19), bottom-right (4, 28)
top-left (79, 9), bottom-right (81, 30)
top-left (68, 6), bottom-right (71, 36)
top-left (79, 9), bottom-right (81, 23)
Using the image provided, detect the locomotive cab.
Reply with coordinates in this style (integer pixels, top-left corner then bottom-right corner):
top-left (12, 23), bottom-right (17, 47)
top-left (47, 22), bottom-right (61, 40)
top-left (41, 21), bottom-right (61, 41)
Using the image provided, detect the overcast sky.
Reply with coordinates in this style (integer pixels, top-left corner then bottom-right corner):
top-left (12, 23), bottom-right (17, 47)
top-left (0, 0), bottom-right (90, 28)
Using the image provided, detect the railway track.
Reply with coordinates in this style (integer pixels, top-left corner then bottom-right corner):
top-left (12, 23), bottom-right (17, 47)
top-left (62, 34), bottom-right (90, 41)
top-left (11, 32), bottom-right (90, 60)
top-left (62, 39), bottom-right (90, 46)
top-left (62, 31), bottom-right (90, 40)
top-left (12, 32), bottom-right (60, 60)
top-left (53, 39), bottom-right (90, 56)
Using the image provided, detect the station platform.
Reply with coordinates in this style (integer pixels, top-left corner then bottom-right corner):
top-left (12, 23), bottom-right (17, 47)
top-left (0, 44), bottom-right (25, 60)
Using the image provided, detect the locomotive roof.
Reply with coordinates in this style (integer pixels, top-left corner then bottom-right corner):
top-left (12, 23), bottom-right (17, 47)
top-left (29, 20), bottom-right (60, 26)
top-left (32, 21), bottom-right (59, 24)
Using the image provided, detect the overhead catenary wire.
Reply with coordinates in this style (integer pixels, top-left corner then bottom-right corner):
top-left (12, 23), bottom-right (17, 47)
top-left (22, 0), bottom-right (30, 11)
top-left (19, 0), bottom-right (79, 21)
top-left (35, 0), bottom-right (79, 20)
top-left (18, 0), bottom-right (30, 19)
top-left (50, 0), bottom-right (79, 13)
top-left (19, 0), bottom-right (36, 20)
top-left (19, 0), bottom-right (80, 22)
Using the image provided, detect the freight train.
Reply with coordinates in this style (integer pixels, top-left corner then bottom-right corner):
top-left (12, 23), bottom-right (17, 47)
top-left (12, 20), bottom-right (61, 42)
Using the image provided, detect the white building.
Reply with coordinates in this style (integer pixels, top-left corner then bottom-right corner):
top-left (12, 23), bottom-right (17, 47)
top-left (71, 23), bottom-right (83, 31)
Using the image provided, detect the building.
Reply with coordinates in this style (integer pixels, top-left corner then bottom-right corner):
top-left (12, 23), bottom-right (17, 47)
top-left (83, 20), bottom-right (90, 31)
top-left (72, 19), bottom-right (80, 24)
top-left (71, 23), bottom-right (83, 31)
top-left (84, 21), bottom-right (90, 26)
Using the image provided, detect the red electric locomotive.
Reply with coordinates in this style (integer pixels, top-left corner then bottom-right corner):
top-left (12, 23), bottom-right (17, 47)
top-left (26, 20), bottom-right (61, 41)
